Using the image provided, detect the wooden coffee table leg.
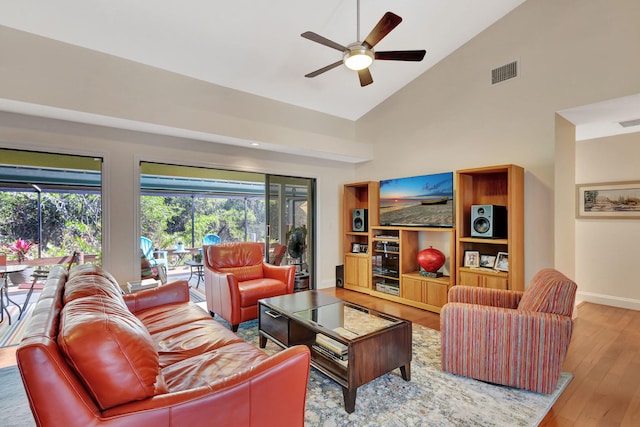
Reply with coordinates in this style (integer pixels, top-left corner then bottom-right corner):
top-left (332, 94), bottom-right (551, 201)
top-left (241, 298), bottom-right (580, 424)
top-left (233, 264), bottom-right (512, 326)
top-left (400, 363), bottom-right (411, 381)
top-left (342, 386), bottom-right (357, 413)
top-left (259, 334), bottom-right (267, 348)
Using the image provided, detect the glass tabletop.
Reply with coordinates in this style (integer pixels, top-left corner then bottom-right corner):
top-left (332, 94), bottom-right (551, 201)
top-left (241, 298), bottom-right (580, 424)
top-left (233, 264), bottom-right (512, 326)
top-left (293, 301), bottom-right (401, 340)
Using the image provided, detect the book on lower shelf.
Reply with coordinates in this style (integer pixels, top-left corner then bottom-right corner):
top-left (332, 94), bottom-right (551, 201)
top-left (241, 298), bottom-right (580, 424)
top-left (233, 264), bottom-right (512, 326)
top-left (315, 333), bottom-right (348, 356)
top-left (312, 344), bottom-right (348, 367)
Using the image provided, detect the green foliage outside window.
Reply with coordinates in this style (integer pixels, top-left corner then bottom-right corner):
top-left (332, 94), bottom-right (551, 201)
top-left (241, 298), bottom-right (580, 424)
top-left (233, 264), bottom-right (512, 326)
top-left (0, 191), bottom-right (102, 259)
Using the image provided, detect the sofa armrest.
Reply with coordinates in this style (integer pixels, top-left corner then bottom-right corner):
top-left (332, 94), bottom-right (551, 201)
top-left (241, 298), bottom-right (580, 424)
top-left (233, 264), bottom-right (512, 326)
top-left (103, 345), bottom-right (311, 426)
top-left (263, 263), bottom-right (296, 293)
top-left (124, 280), bottom-right (190, 313)
top-left (440, 302), bottom-right (573, 393)
top-left (448, 285), bottom-right (523, 308)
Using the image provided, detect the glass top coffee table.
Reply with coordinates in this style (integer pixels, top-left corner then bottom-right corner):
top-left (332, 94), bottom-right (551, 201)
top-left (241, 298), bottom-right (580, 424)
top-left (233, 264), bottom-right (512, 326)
top-left (258, 291), bottom-right (412, 413)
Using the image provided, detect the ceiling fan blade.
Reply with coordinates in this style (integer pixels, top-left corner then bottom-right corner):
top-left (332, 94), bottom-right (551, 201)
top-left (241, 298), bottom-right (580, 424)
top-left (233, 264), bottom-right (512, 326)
top-left (358, 68), bottom-right (373, 87)
top-left (305, 60), bottom-right (343, 78)
top-left (301, 31), bottom-right (347, 52)
top-left (363, 12), bottom-right (402, 49)
top-left (375, 50), bottom-right (426, 61)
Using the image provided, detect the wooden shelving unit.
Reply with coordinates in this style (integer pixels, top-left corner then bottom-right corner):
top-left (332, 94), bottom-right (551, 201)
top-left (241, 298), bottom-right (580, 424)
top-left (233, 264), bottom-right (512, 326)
top-left (342, 180), bottom-right (455, 313)
top-left (455, 164), bottom-right (524, 291)
top-left (342, 182), bottom-right (379, 293)
top-left (370, 226), bottom-right (455, 313)
top-left (341, 165), bottom-right (523, 311)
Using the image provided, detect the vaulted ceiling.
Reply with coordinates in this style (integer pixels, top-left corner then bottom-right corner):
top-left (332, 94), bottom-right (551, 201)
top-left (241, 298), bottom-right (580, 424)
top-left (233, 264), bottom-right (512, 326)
top-left (0, 0), bottom-right (526, 121)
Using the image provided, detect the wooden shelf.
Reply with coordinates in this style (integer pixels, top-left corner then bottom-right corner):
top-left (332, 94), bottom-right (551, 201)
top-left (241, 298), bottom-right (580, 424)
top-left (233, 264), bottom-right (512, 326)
top-left (455, 165), bottom-right (524, 291)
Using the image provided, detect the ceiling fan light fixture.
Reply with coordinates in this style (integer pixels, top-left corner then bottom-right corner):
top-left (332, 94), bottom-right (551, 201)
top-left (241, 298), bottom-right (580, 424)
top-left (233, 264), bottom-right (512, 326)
top-left (343, 46), bottom-right (374, 71)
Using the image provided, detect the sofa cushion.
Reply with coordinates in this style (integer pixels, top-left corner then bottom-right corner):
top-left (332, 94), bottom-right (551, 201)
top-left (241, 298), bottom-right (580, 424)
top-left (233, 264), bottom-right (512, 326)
top-left (135, 302), bottom-right (213, 334)
top-left (161, 342), bottom-right (268, 391)
top-left (518, 268), bottom-right (577, 316)
top-left (63, 274), bottom-right (125, 306)
top-left (151, 319), bottom-right (244, 368)
top-left (68, 263), bottom-right (120, 286)
top-left (58, 295), bottom-right (165, 410)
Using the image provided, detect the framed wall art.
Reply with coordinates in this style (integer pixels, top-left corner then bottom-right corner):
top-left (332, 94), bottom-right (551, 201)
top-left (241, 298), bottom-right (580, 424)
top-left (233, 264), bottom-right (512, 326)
top-left (576, 180), bottom-right (640, 219)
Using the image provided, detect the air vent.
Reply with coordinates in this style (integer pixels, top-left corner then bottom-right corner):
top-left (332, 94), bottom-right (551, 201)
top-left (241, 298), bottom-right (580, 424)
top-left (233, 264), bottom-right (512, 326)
top-left (619, 118), bottom-right (640, 128)
top-left (491, 61), bottom-right (518, 85)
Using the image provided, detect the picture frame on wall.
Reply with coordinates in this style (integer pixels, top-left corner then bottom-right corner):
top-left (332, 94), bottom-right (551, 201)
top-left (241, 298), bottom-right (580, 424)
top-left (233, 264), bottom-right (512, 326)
top-left (494, 252), bottom-right (509, 271)
top-left (479, 254), bottom-right (496, 268)
top-left (576, 180), bottom-right (640, 219)
top-left (464, 250), bottom-right (480, 268)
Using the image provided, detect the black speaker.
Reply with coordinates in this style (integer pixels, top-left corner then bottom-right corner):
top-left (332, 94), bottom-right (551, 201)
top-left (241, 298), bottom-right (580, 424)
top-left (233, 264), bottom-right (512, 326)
top-left (352, 208), bottom-right (368, 232)
top-left (336, 265), bottom-right (344, 288)
top-left (471, 205), bottom-right (507, 238)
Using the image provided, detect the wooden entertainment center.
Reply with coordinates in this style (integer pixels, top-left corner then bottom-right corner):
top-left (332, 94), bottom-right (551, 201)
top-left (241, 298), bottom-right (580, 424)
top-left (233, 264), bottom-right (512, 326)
top-left (342, 164), bottom-right (524, 313)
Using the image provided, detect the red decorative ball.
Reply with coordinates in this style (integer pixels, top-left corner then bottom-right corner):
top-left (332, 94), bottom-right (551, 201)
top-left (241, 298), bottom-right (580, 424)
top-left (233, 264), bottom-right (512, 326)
top-left (417, 246), bottom-right (445, 273)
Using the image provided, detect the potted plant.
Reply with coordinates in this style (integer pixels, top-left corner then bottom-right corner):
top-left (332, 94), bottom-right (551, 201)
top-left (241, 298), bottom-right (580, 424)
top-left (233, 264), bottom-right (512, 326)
top-left (2, 239), bottom-right (36, 284)
top-left (2, 239), bottom-right (36, 263)
top-left (176, 239), bottom-right (184, 252)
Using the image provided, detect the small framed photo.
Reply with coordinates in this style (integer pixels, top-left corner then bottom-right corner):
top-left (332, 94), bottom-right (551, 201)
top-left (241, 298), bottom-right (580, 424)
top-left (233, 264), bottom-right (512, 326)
top-left (464, 250), bottom-right (480, 268)
top-left (479, 254), bottom-right (496, 268)
top-left (351, 243), bottom-right (361, 253)
top-left (360, 244), bottom-right (368, 254)
top-left (494, 252), bottom-right (509, 271)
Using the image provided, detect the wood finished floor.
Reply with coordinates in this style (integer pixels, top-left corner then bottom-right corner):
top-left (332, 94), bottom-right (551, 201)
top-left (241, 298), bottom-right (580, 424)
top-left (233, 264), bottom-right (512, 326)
top-left (2, 287), bottom-right (638, 426)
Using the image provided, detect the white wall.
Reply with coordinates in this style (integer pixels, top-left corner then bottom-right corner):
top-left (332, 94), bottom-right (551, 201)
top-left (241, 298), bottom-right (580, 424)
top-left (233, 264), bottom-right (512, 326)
top-left (575, 132), bottom-right (640, 310)
top-left (356, 0), bottom-right (640, 290)
top-left (0, 112), bottom-right (354, 288)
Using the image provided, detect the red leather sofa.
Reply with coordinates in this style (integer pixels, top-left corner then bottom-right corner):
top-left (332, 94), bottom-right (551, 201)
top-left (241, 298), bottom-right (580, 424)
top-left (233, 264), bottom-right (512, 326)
top-left (16, 264), bottom-right (310, 427)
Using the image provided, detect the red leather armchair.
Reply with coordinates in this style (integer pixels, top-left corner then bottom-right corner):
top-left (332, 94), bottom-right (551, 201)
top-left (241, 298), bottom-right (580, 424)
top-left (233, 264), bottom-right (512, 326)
top-left (204, 242), bottom-right (296, 331)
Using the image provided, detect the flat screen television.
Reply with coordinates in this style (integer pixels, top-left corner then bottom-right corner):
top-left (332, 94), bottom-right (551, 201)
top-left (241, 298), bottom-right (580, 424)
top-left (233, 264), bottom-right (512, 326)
top-left (379, 172), bottom-right (454, 227)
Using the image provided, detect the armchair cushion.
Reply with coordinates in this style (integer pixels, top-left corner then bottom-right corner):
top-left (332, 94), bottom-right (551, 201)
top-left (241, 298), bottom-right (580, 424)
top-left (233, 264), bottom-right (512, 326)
top-left (448, 285), bottom-right (523, 309)
top-left (518, 268), bottom-right (577, 316)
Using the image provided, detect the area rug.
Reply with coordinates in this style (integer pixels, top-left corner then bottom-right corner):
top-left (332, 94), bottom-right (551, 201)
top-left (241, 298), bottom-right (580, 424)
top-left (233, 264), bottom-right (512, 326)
top-left (0, 290), bottom-right (38, 347)
top-left (1, 290), bottom-right (572, 426)
top-left (233, 319), bottom-right (572, 427)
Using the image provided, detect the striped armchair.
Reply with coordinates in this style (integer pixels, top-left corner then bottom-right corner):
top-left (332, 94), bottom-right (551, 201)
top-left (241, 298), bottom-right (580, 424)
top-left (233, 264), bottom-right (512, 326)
top-left (440, 268), bottom-right (577, 394)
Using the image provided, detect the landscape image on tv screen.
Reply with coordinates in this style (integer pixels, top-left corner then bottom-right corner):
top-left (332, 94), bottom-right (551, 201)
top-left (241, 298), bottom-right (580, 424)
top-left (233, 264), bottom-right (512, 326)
top-left (379, 172), bottom-right (454, 227)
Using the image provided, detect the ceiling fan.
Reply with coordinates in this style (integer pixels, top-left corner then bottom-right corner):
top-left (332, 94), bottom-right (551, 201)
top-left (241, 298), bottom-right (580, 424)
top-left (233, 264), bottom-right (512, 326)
top-left (301, 0), bottom-right (426, 87)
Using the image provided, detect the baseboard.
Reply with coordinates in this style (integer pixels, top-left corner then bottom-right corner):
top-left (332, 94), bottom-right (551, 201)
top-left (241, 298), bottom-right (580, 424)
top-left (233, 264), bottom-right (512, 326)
top-left (576, 291), bottom-right (640, 311)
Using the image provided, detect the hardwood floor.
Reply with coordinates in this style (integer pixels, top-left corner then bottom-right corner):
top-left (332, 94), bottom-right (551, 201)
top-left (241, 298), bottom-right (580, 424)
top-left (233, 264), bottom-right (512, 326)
top-left (320, 288), bottom-right (640, 427)
top-left (2, 287), bottom-right (639, 426)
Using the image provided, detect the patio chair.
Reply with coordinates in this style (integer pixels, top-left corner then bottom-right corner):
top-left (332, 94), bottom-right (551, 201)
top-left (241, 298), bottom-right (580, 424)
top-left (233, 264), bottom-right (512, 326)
top-left (202, 233), bottom-right (221, 245)
top-left (269, 243), bottom-right (287, 265)
top-left (140, 237), bottom-right (169, 271)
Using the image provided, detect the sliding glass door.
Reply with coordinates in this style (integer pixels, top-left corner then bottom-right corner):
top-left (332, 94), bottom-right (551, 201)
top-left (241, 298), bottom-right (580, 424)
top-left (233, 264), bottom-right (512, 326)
top-left (140, 162), bottom-right (316, 288)
top-left (266, 175), bottom-right (315, 288)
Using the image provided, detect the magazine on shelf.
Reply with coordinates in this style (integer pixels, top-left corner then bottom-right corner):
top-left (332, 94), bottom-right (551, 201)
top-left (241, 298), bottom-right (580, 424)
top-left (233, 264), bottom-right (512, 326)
top-left (312, 344), bottom-right (348, 366)
top-left (315, 333), bottom-right (348, 356)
